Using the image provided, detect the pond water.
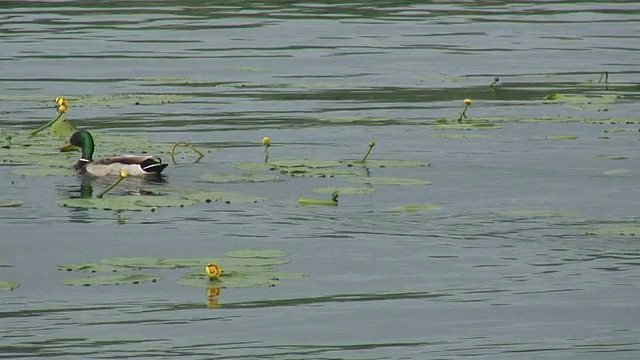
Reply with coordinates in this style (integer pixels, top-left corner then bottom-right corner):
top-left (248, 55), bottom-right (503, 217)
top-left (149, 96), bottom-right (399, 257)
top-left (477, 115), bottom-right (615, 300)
top-left (2, 1), bottom-right (640, 358)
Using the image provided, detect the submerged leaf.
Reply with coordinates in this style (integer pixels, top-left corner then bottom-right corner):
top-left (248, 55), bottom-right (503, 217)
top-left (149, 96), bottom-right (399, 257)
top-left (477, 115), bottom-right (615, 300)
top-left (180, 191), bottom-right (267, 203)
top-left (177, 270), bottom-right (305, 289)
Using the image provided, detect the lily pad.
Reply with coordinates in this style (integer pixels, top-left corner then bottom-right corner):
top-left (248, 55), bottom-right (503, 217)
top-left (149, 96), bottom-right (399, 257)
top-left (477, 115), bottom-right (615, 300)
top-left (342, 159), bottom-right (430, 168)
top-left (595, 155), bottom-right (628, 160)
top-left (11, 167), bottom-right (76, 177)
top-left (100, 257), bottom-right (175, 269)
top-left (200, 173), bottom-right (280, 183)
top-left (72, 93), bottom-right (184, 107)
top-left (62, 274), bottom-right (161, 286)
top-left (56, 195), bottom-right (197, 211)
top-left (284, 168), bottom-right (361, 177)
top-left (392, 204), bottom-right (440, 211)
top-left (0, 199), bottom-right (24, 207)
top-left (499, 210), bottom-right (575, 217)
top-left (0, 280), bottom-right (19, 290)
top-left (269, 159), bottom-right (341, 168)
top-left (547, 135), bottom-right (577, 140)
top-left (422, 123), bottom-right (502, 130)
top-left (311, 186), bottom-right (376, 195)
top-left (297, 198), bottom-right (338, 206)
top-left (177, 270), bottom-right (305, 289)
top-left (317, 116), bottom-right (390, 124)
top-left (430, 133), bottom-right (491, 140)
top-left (225, 249), bottom-right (287, 259)
top-left (58, 262), bottom-right (132, 272)
top-left (180, 191), bottom-right (267, 204)
top-left (346, 176), bottom-right (432, 186)
top-left (49, 117), bottom-right (76, 137)
top-left (586, 226), bottom-right (640, 237)
top-left (234, 162), bottom-right (275, 171)
top-left (604, 169), bottom-right (629, 176)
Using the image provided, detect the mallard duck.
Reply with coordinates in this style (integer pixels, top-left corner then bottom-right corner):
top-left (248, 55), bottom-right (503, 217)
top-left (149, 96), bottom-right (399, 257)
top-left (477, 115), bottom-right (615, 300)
top-left (59, 130), bottom-right (168, 176)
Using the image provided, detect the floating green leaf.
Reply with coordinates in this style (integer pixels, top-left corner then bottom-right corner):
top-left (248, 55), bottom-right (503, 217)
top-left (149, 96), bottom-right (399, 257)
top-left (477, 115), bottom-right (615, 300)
top-left (547, 135), bottom-right (577, 140)
top-left (233, 162), bottom-right (275, 171)
top-left (430, 133), bottom-right (491, 140)
top-left (269, 159), bottom-right (341, 168)
top-left (200, 173), bottom-right (280, 183)
top-left (311, 186), bottom-right (375, 195)
top-left (49, 117), bottom-right (76, 137)
top-left (0, 280), bottom-right (19, 290)
top-left (11, 167), bottom-right (76, 177)
top-left (392, 204), bottom-right (440, 211)
top-left (342, 159), bottom-right (430, 168)
top-left (72, 93), bottom-right (184, 107)
top-left (62, 274), bottom-right (161, 286)
top-left (57, 262), bottom-right (132, 272)
top-left (604, 169), bottom-right (629, 176)
top-left (316, 116), bottom-right (390, 124)
top-left (284, 168), bottom-right (361, 177)
top-left (56, 195), bottom-right (197, 211)
top-left (586, 226), bottom-right (640, 237)
top-left (499, 210), bottom-right (575, 217)
top-left (422, 123), bottom-right (502, 130)
top-left (177, 270), bottom-right (305, 289)
top-left (595, 155), bottom-right (628, 160)
top-left (100, 257), bottom-right (174, 269)
top-left (180, 191), bottom-right (267, 204)
top-left (224, 249), bottom-right (287, 259)
top-left (0, 199), bottom-right (24, 207)
top-left (346, 176), bottom-right (432, 186)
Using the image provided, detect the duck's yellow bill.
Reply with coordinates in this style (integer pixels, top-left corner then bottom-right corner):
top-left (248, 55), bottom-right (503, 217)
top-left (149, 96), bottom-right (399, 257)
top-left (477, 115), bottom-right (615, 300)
top-left (59, 141), bottom-right (79, 152)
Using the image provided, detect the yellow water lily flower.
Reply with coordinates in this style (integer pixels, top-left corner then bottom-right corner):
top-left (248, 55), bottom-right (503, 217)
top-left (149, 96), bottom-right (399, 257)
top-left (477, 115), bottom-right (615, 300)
top-left (262, 136), bottom-right (271, 147)
top-left (204, 262), bottom-right (221, 279)
top-left (464, 98), bottom-right (472, 105)
top-left (119, 169), bottom-right (129, 178)
top-left (57, 104), bottom-right (67, 114)
top-left (55, 97), bottom-right (67, 107)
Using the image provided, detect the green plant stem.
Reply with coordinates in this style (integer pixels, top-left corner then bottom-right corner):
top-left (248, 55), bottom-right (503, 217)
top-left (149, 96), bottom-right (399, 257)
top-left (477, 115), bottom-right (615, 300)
top-left (30, 113), bottom-right (63, 136)
top-left (170, 141), bottom-right (205, 163)
top-left (96, 176), bottom-right (125, 199)
top-left (457, 104), bottom-right (470, 122)
top-left (359, 141), bottom-right (376, 162)
top-left (264, 145), bottom-right (270, 163)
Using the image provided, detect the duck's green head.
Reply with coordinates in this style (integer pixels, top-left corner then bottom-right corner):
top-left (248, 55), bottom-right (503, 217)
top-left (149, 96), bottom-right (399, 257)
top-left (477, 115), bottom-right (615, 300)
top-left (60, 130), bottom-right (95, 161)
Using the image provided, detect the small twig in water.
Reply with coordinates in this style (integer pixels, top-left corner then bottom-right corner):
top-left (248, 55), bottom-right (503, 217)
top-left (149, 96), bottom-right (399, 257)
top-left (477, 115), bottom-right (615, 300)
top-left (598, 71), bottom-right (609, 84)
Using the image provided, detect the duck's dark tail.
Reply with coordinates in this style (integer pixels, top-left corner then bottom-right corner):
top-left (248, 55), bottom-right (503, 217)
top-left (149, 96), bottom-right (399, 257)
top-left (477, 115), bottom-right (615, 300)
top-left (140, 157), bottom-right (169, 174)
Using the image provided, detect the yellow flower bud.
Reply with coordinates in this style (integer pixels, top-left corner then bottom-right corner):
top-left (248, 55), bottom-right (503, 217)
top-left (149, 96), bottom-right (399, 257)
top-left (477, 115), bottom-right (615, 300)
top-left (119, 169), bottom-right (128, 178)
top-left (55, 97), bottom-right (67, 107)
top-left (57, 104), bottom-right (67, 114)
top-left (204, 262), bottom-right (221, 279)
top-left (464, 98), bottom-right (472, 105)
top-left (262, 137), bottom-right (271, 147)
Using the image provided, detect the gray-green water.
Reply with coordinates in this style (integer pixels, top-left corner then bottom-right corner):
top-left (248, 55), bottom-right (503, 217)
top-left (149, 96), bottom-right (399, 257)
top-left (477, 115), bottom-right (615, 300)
top-left (2, 1), bottom-right (640, 358)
